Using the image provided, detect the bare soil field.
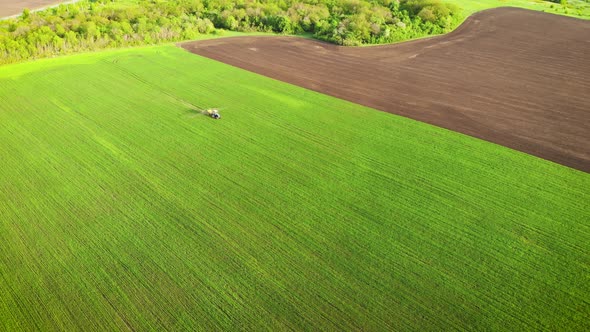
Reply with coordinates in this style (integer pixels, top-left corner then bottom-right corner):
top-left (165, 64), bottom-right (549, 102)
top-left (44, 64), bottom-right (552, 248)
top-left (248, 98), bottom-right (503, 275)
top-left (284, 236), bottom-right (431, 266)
top-left (0, 0), bottom-right (70, 18)
top-left (182, 8), bottom-right (590, 172)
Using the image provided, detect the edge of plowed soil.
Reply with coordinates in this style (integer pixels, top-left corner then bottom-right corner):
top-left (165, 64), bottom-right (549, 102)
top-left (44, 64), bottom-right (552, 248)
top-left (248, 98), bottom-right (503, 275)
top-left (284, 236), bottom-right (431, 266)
top-left (181, 8), bottom-right (590, 172)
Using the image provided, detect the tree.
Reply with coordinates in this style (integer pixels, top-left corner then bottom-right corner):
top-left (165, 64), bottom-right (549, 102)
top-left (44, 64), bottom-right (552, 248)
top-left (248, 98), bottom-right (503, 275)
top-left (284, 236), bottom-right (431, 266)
top-left (22, 8), bottom-right (31, 21)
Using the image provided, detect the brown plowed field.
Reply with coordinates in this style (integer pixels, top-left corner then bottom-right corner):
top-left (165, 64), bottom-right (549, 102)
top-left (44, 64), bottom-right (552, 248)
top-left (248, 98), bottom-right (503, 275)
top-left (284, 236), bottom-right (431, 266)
top-left (182, 8), bottom-right (590, 172)
top-left (0, 0), bottom-right (71, 18)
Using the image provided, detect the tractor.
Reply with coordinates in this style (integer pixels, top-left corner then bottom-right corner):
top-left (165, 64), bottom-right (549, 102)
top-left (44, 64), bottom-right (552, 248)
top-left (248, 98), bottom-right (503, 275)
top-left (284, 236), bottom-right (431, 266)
top-left (206, 109), bottom-right (221, 119)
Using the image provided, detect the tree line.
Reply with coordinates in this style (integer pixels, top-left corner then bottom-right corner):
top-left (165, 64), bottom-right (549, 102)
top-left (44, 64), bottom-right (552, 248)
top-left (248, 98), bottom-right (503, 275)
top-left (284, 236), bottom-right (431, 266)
top-left (0, 0), bottom-right (463, 65)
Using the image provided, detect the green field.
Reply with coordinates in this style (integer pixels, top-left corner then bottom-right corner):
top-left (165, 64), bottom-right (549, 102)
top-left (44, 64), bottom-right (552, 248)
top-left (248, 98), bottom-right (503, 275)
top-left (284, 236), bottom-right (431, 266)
top-left (0, 46), bottom-right (589, 330)
top-left (448, 0), bottom-right (590, 18)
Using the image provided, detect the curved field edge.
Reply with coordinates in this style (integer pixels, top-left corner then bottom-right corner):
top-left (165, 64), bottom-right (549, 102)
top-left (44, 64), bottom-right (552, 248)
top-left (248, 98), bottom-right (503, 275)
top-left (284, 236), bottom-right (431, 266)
top-left (435, 2), bottom-right (590, 48)
top-left (357, 2), bottom-right (590, 48)
top-left (1, 0), bottom-right (588, 67)
top-left (0, 46), bottom-right (589, 330)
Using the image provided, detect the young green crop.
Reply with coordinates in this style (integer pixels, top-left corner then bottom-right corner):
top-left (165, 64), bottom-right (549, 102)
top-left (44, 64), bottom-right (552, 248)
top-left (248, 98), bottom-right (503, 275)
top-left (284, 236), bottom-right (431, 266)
top-left (447, 0), bottom-right (590, 18)
top-left (0, 46), bottom-right (588, 330)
